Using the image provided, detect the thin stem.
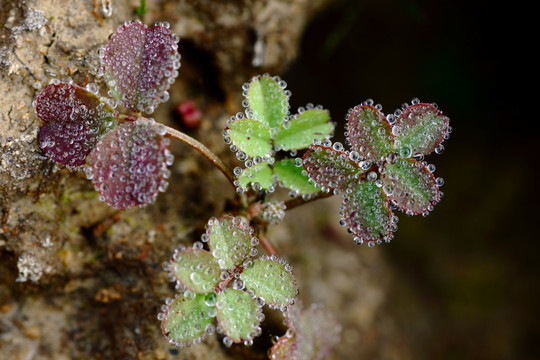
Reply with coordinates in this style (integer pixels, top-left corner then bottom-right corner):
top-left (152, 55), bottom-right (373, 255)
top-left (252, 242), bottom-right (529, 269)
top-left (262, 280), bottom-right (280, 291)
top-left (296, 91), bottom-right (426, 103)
top-left (259, 232), bottom-right (279, 257)
top-left (284, 191), bottom-right (334, 211)
top-left (164, 125), bottom-right (236, 188)
top-left (136, 0), bottom-right (146, 16)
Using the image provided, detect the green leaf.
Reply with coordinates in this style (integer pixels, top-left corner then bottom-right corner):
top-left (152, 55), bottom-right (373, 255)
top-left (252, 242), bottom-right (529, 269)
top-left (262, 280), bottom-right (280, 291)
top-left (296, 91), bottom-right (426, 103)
top-left (247, 75), bottom-right (288, 129)
top-left (381, 158), bottom-right (440, 214)
top-left (216, 289), bottom-right (261, 343)
top-left (346, 104), bottom-right (394, 162)
top-left (237, 162), bottom-right (274, 190)
top-left (240, 258), bottom-right (297, 308)
top-left (274, 159), bottom-right (318, 194)
top-left (161, 292), bottom-right (216, 346)
top-left (302, 145), bottom-right (365, 191)
top-left (225, 118), bottom-right (272, 158)
top-left (169, 248), bottom-right (221, 293)
top-left (274, 109), bottom-right (333, 151)
top-left (206, 216), bottom-right (252, 269)
top-left (392, 103), bottom-right (449, 156)
top-left (342, 180), bottom-right (393, 245)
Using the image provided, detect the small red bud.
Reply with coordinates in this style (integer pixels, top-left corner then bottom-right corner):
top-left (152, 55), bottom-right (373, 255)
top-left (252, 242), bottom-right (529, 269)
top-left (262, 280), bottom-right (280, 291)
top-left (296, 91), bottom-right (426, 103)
top-left (176, 100), bottom-right (202, 130)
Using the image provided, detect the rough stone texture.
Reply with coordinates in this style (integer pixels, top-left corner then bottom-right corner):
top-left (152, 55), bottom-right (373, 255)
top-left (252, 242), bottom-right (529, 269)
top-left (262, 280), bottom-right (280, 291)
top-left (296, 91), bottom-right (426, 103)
top-left (1, 1), bottom-right (411, 359)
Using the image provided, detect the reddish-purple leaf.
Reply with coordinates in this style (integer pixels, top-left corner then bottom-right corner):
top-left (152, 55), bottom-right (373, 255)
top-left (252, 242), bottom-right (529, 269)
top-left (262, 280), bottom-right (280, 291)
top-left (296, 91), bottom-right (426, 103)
top-left (346, 104), bottom-right (393, 162)
top-left (302, 145), bottom-right (365, 191)
top-left (89, 121), bottom-right (172, 209)
top-left (341, 180), bottom-right (393, 245)
top-left (392, 103), bottom-right (449, 156)
top-left (381, 158), bottom-right (440, 214)
top-left (269, 334), bottom-right (296, 359)
top-left (100, 21), bottom-right (180, 113)
top-left (36, 82), bottom-right (117, 167)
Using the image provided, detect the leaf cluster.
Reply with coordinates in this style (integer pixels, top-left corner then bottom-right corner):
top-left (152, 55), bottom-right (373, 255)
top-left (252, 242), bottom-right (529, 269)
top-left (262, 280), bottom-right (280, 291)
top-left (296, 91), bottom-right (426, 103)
top-left (160, 216), bottom-right (297, 347)
top-left (223, 75), bottom-right (334, 196)
top-left (302, 99), bottom-right (450, 245)
top-left (35, 20), bottom-right (180, 209)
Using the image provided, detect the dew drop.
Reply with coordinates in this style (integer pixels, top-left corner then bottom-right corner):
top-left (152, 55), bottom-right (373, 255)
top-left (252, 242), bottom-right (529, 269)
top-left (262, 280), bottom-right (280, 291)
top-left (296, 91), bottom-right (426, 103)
top-left (223, 336), bottom-right (233, 347)
top-left (399, 146), bottom-right (412, 158)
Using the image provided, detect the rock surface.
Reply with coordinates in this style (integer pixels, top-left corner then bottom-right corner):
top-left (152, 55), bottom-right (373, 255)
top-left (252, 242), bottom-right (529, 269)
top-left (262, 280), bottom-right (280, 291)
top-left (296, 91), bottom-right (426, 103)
top-left (1, 1), bottom-right (411, 359)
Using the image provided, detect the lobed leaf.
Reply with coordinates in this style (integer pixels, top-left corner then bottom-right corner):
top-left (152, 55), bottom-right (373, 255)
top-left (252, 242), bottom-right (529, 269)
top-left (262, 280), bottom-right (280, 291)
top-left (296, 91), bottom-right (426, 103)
top-left (89, 121), bottom-right (171, 209)
top-left (169, 248), bottom-right (221, 294)
top-left (302, 145), bottom-right (364, 191)
top-left (206, 216), bottom-right (252, 270)
top-left (240, 258), bottom-right (297, 308)
top-left (274, 159), bottom-right (318, 194)
top-left (236, 162), bottom-right (274, 191)
top-left (225, 118), bottom-right (272, 158)
top-left (274, 109), bottom-right (334, 151)
top-left (341, 180), bottom-right (393, 245)
top-left (381, 158), bottom-right (440, 214)
top-left (100, 21), bottom-right (180, 113)
top-left (215, 289), bottom-right (261, 343)
top-left (392, 103), bottom-right (449, 156)
top-left (36, 82), bottom-right (117, 167)
top-left (247, 75), bottom-right (288, 129)
top-left (161, 292), bottom-right (216, 346)
top-left (346, 104), bottom-right (393, 162)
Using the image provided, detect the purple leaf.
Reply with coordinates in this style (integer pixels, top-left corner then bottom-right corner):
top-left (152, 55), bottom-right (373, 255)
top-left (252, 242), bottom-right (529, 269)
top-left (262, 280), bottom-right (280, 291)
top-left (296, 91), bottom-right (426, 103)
top-left (36, 82), bottom-right (117, 167)
top-left (89, 121), bottom-right (172, 209)
top-left (100, 21), bottom-right (180, 113)
top-left (346, 104), bottom-right (393, 162)
top-left (341, 180), bottom-right (394, 245)
top-left (302, 145), bottom-right (365, 191)
top-left (381, 158), bottom-right (441, 214)
top-left (392, 103), bottom-right (449, 156)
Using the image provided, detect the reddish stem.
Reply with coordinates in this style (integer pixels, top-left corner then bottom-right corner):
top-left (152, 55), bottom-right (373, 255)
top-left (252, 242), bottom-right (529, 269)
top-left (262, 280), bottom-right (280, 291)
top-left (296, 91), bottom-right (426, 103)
top-left (259, 232), bottom-right (279, 257)
top-left (283, 191), bottom-right (334, 211)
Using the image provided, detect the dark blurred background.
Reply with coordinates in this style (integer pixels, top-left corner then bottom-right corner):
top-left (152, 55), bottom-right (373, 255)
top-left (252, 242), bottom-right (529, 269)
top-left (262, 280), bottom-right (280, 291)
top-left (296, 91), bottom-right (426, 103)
top-left (283, 0), bottom-right (536, 359)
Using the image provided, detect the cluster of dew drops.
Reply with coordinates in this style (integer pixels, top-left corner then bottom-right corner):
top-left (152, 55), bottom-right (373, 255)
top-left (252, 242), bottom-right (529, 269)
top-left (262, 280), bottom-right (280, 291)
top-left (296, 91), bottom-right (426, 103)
top-left (96, 20), bottom-right (181, 114)
top-left (331, 98), bottom-right (448, 196)
top-left (86, 118), bottom-right (175, 208)
top-left (36, 77), bottom-right (118, 168)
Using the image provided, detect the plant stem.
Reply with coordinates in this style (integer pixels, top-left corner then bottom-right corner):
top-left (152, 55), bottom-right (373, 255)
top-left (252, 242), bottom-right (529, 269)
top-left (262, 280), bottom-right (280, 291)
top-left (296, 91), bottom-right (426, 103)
top-left (259, 232), bottom-right (279, 257)
top-left (136, 0), bottom-right (146, 16)
top-left (284, 191), bottom-right (334, 211)
top-left (163, 125), bottom-right (236, 188)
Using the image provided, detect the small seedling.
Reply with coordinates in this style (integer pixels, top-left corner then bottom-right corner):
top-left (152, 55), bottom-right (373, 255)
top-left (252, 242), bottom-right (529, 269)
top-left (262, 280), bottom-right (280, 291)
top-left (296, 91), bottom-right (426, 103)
top-left (223, 75), bottom-right (334, 196)
top-left (159, 216), bottom-right (297, 347)
top-left (36, 20), bottom-right (179, 209)
top-left (33, 18), bottom-right (451, 359)
top-left (303, 99), bottom-right (450, 246)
